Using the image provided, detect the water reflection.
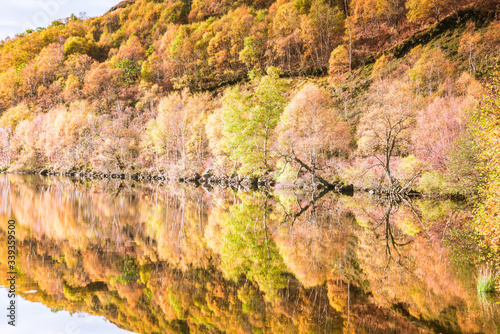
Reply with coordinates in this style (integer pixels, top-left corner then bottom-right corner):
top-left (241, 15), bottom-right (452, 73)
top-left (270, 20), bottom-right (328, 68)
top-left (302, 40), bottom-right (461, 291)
top-left (0, 174), bottom-right (498, 333)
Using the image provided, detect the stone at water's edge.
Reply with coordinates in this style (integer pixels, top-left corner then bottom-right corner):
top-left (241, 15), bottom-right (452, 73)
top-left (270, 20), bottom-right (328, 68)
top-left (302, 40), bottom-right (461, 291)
top-left (200, 173), bottom-right (213, 182)
top-left (338, 184), bottom-right (354, 195)
top-left (185, 173), bottom-right (201, 183)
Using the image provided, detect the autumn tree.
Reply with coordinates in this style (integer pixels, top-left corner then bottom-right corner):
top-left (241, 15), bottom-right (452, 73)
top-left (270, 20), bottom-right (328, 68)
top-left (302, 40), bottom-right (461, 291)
top-left (64, 54), bottom-right (95, 81)
top-left (472, 70), bottom-right (500, 250)
top-left (277, 83), bottom-right (350, 185)
top-left (10, 115), bottom-right (46, 166)
top-left (269, 2), bottom-right (304, 72)
top-left (300, 0), bottom-right (345, 69)
top-left (209, 68), bottom-right (288, 176)
top-left (40, 102), bottom-right (97, 168)
top-left (156, 24), bottom-right (211, 89)
top-left (357, 80), bottom-right (419, 195)
top-left (207, 6), bottom-right (256, 84)
top-left (35, 43), bottom-right (64, 87)
top-left (477, 21), bottom-right (500, 74)
top-left (63, 36), bottom-right (97, 58)
top-left (0, 68), bottom-right (21, 110)
top-left (406, 0), bottom-right (449, 22)
top-left (205, 106), bottom-right (227, 174)
top-left (328, 44), bottom-right (350, 87)
top-left (94, 109), bottom-right (143, 173)
top-left (377, 0), bottom-right (406, 29)
top-left (351, 0), bottom-right (381, 38)
top-left (371, 54), bottom-right (392, 80)
top-left (412, 96), bottom-right (471, 170)
top-left (19, 62), bottom-right (39, 99)
top-left (36, 80), bottom-right (64, 111)
top-left (409, 47), bottom-right (456, 96)
top-left (0, 103), bottom-right (32, 131)
top-left (83, 63), bottom-right (123, 111)
top-left (62, 75), bottom-right (82, 102)
top-left (142, 89), bottom-right (212, 173)
top-left (0, 127), bottom-right (12, 167)
top-left (189, 0), bottom-right (239, 20)
top-left (458, 22), bottom-right (482, 76)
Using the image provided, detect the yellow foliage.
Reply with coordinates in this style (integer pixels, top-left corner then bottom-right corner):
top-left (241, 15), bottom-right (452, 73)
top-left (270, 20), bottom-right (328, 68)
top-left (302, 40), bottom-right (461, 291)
top-left (278, 83), bottom-right (351, 161)
top-left (409, 47), bottom-right (456, 96)
top-left (0, 103), bottom-right (31, 130)
top-left (328, 44), bottom-right (349, 86)
top-left (371, 54), bottom-right (391, 80)
top-left (406, 0), bottom-right (448, 22)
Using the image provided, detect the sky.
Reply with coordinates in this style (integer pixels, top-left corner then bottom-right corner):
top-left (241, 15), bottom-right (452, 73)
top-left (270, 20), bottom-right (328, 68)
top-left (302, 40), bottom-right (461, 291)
top-left (0, 0), bottom-right (121, 41)
top-left (0, 288), bottom-right (134, 334)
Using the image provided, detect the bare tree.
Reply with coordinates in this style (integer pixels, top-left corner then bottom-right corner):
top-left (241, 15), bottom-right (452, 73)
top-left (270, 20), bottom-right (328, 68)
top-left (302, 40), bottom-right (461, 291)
top-left (357, 80), bottom-right (421, 197)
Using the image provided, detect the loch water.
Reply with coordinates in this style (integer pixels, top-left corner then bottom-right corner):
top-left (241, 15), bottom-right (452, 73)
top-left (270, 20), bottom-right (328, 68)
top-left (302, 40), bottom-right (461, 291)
top-left (0, 174), bottom-right (498, 333)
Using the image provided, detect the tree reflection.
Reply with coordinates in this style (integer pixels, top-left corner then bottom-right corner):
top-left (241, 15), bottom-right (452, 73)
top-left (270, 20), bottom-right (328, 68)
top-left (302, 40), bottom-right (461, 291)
top-left (279, 188), bottom-right (332, 227)
top-left (0, 175), bottom-right (498, 333)
top-left (368, 199), bottom-right (415, 268)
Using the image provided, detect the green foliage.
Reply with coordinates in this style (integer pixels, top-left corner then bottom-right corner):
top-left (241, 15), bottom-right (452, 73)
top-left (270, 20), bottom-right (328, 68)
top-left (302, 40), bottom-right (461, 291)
top-left (218, 194), bottom-right (288, 300)
top-left (239, 37), bottom-right (260, 68)
top-left (115, 59), bottom-right (142, 86)
top-left (477, 275), bottom-right (496, 293)
top-left (217, 68), bottom-right (288, 175)
top-left (113, 257), bottom-right (140, 283)
top-left (417, 171), bottom-right (452, 194)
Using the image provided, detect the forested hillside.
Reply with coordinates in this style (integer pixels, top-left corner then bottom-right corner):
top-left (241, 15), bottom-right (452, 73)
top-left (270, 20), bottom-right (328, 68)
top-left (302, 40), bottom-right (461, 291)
top-left (0, 0), bottom-right (499, 243)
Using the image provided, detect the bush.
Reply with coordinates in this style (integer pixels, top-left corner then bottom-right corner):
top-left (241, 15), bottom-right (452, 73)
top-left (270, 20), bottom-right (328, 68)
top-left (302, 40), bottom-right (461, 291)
top-left (477, 268), bottom-right (496, 293)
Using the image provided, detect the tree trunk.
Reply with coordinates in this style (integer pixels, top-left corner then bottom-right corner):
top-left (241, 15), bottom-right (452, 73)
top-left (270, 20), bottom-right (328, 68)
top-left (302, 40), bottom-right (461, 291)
top-left (291, 154), bottom-right (335, 188)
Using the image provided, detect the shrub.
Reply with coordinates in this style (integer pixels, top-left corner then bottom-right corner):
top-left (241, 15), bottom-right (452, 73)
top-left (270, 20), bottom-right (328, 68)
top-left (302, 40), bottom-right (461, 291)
top-left (477, 268), bottom-right (497, 293)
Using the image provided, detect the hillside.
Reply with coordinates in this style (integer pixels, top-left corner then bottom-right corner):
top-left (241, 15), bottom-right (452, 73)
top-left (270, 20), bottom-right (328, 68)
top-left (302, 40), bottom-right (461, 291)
top-left (0, 0), bottom-right (498, 245)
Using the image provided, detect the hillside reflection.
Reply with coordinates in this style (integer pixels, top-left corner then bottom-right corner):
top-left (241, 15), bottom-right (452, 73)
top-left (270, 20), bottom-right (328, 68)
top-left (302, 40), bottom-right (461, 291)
top-left (0, 174), bottom-right (498, 333)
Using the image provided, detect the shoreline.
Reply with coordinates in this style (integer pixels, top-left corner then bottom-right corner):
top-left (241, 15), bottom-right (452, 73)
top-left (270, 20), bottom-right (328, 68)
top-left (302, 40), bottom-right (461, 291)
top-left (0, 167), bottom-right (468, 200)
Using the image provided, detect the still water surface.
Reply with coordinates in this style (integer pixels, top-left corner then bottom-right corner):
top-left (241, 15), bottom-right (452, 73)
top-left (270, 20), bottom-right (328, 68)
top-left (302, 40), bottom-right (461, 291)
top-left (0, 174), bottom-right (498, 333)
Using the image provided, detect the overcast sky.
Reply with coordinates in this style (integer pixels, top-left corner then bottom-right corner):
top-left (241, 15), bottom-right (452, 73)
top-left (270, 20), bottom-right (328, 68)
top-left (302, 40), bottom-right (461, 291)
top-left (0, 0), bottom-right (121, 40)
